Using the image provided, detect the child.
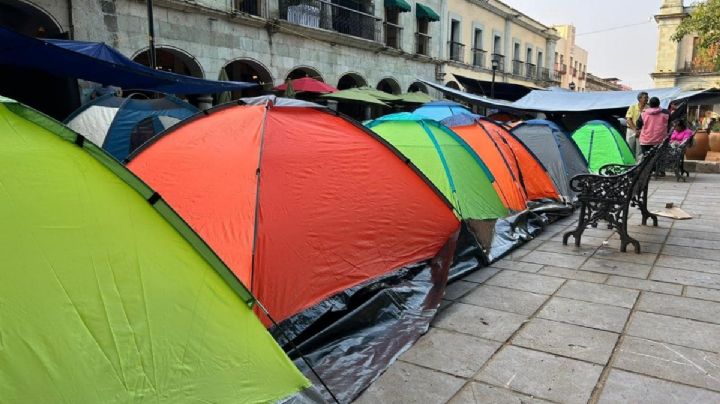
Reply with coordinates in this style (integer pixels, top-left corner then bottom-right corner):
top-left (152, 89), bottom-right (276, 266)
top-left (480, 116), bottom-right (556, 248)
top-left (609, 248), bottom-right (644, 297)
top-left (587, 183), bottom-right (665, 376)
top-left (670, 120), bottom-right (693, 147)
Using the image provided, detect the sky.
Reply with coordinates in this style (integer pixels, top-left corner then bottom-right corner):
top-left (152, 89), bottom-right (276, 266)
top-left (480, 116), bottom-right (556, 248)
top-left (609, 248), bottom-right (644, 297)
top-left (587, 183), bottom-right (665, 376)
top-left (501, 0), bottom-right (670, 89)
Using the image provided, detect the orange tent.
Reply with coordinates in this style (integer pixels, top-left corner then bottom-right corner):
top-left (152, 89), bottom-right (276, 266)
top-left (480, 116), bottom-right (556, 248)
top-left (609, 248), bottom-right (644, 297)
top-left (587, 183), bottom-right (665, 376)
top-left (443, 114), bottom-right (559, 210)
top-left (127, 97), bottom-right (459, 324)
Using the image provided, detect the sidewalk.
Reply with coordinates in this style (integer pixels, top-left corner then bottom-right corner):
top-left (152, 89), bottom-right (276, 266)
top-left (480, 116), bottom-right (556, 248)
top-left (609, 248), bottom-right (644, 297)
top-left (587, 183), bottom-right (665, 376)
top-left (356, 173), bottom-right (720, 404)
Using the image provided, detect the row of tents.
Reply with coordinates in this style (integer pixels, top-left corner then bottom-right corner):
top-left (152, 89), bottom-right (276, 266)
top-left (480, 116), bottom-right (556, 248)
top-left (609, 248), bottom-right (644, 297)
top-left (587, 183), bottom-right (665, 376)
top-left (2, 92), bottom-right (642, 403)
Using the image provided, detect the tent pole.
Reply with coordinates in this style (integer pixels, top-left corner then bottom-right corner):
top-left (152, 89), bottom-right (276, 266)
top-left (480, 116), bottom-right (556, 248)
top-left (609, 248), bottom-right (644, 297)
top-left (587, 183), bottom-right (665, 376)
top-left (147, 0), bottom-right (157, 69)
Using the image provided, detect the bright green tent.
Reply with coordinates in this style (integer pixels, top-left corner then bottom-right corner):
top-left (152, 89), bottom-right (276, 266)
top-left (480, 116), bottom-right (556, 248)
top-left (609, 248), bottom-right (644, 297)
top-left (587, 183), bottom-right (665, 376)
top-left (365, 112), bottom-right (507, 220)
top-left (572, 120), bottom-right (636, 173)
top-left (0, 96), bottom-right (310, 403)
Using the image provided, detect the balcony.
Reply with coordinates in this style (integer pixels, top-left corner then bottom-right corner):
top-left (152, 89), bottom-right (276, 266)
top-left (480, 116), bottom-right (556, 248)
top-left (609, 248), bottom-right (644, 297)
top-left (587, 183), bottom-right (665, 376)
top-left (279, 0), bottom-right (382, 42)
top-left (491, 54), bottom-right (505, 71)
top-left (579, 71), bottom-right (586, 80)
top-left (572, 67), bottom-right (578, 77)
top-left (384, 21), bottom-right (403, 49)
top-left (416, 32), bottom-right (431, 56)
top-left (233, 0), bottom-right (262, 16)
top-left (512, 59), bottom-right (524, 76)
top-left (555, 63), bottom-right (567, 74)
top-left (472, 48), bottom-right (486, 69)
top-left (679, 60), bottom-right (720, 73)
top-left (449, 41), bottom-right (465, 63)
top-left (525, 63), bottom-right (536, 79)
top-left (538, 67), bottom-right (551, 81)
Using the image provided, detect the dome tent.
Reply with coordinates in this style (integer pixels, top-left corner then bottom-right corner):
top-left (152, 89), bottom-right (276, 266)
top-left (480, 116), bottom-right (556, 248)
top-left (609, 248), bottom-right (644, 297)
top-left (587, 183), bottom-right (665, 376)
top-left (511, 119), bottom-right (589, 200)
top-left (65, 93), bottom-right (198, 161)
top-left (127, 96), bottom-right (460, 402)
top-left (413, 100), bottom-right (473, 121)
top-left (0, 96), bottom-right (310, 403)
top-left (572, 120), bottom-right (636, 173)
top-left (442, 114), bottom-right (560, 211)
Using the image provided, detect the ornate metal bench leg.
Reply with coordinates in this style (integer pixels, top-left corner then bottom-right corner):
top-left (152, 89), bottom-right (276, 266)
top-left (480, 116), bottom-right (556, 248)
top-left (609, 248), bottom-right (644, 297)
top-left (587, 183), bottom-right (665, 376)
top-left (638, 186), bottom-right (659, 226)
top-left (564, 205), bottom-right (587, 247)
top-left (618, 208), bottom-right (641, 253)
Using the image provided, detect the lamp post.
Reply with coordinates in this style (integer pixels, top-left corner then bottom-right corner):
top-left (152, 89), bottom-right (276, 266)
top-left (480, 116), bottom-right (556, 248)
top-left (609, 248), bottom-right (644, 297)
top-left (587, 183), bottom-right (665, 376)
top-left (491, 58), bottom-right (499, 98)
top-left (569, 81), bottom-right (576, 91)
top-left (146, 0), bottom-right (157, 69)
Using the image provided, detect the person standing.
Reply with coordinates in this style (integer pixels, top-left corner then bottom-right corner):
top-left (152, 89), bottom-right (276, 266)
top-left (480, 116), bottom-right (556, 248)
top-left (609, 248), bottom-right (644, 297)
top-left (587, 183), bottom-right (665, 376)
top-left (625, 92), bottom-right (648, 157)
top-left (639, 96), bottom-right (670, 154)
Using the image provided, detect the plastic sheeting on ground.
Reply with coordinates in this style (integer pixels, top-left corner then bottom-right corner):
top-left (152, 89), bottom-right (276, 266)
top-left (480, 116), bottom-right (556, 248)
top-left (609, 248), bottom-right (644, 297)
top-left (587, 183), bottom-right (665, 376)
top-left (0, 96), bottom-right (311, 403)
top-left (0, 26), bottom-right (255, 94)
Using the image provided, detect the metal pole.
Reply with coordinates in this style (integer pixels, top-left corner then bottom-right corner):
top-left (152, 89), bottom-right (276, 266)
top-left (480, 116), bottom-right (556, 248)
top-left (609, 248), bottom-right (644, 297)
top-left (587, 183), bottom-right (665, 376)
top-left (147, 0), bottom-right (157, 69)
top-left (491, 68), bottom-right (496, 99)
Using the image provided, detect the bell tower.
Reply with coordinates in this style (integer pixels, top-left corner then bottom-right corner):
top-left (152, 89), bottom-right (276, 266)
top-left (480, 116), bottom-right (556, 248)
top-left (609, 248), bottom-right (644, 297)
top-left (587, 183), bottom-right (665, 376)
top-left (653, 0), bottom-right (688, 86)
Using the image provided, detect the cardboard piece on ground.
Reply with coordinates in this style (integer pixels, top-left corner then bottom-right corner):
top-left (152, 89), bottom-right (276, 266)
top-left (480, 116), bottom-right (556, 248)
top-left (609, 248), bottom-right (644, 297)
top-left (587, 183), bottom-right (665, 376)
top-left (651, 206), bottom-right (693, 220)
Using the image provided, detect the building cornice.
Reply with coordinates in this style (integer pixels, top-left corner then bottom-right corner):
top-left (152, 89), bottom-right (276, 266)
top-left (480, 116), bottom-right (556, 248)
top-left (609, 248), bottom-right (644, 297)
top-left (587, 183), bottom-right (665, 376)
top-left (466, 0), bottom-right (558, 40)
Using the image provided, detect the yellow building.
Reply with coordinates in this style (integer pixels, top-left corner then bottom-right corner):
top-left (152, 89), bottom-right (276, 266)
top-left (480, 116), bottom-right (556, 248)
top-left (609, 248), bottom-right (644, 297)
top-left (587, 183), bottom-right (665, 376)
top-left (553, 24), bottom-right (588, 91)
top-left (440, 0), bottom-right (561, 96)
top-left (652, 0), bottom-right (720, 89)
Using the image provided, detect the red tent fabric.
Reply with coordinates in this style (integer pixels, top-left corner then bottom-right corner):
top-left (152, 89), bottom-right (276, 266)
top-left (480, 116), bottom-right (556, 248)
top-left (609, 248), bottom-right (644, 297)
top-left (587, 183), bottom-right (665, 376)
top-left (273, 77), bottom-right (338, 93)
top-left (128, 100), bottom-right (459, 323)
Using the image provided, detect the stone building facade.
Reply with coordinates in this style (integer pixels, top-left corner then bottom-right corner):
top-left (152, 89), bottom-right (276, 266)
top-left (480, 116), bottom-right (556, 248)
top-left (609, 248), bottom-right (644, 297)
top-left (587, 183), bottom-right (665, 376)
top-left (652, 0), bottom-right (720, 90)
top-left (585, 74), bottom-right (630, 92)
top-left (440, 0), bottom-right (560, 93)
top-left (552, 24), bottom-right (587, 91)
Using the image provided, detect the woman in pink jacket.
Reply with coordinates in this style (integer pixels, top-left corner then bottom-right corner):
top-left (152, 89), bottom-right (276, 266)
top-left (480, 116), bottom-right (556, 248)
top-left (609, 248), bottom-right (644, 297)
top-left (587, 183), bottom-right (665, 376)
top-left (639, 97), bottom-right (669, 154)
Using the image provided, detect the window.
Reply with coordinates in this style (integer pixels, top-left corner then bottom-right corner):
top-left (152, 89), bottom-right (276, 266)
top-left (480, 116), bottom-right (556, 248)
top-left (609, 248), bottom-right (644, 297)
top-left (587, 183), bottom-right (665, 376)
top-left (384, 7), bottom-right (402, 49)
top-left (537, 51), bottom-right (543, 69)
top-left (416, 18), bottom-right (430, 55)
top-left (474, 28), bottom-right (483, 50)
top-left (472, 28), bottom-right (485, 68)
top-left (526, 47), bottom-right (533, 64)
top-left (449, 20), bottom-right (463, 62)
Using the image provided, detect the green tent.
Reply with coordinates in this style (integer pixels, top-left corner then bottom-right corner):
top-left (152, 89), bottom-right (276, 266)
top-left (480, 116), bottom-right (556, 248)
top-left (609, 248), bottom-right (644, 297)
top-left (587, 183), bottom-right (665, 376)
top-left (572, 120), bottom-right (636, 173)
top-left (0, 96), bottom-right (310, 402)
top-left (365, 112), bottom-right (507, 220)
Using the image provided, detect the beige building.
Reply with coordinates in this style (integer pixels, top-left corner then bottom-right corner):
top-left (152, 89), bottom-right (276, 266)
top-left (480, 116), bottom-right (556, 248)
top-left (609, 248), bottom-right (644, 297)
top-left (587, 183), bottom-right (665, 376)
top-left (585, 74), bottom-right (630, 91)
top-left (439, 0), bottom-right (561, 95)
top-left (552, 24), bottom-right (587, 91)
top-left (652, 0), bottom-right (720, 90)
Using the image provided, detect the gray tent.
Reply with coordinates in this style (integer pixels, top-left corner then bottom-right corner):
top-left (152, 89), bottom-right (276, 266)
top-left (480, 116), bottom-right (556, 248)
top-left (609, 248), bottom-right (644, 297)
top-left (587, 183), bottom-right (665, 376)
top-left (511, 119), bottom-right (588, 200)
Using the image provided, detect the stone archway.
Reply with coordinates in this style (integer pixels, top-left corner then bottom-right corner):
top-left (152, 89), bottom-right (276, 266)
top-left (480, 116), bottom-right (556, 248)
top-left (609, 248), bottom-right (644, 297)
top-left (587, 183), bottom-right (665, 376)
top-left (376, 77), bottom-right (401, 95)
top-left (221, 58), bottom-right (274, 99)
top-left (408, 81), bottom-right (429, 94)
top-left (133, 46), bottom-right (205, 78)
top-left (0, 0), bottom-right (79, 119)
top-left (445, 81), bottom-right (461, 90)
top-left (286, 66), bottom-right (324, 82)
top-left (337, 72), bottom-right (367, 90)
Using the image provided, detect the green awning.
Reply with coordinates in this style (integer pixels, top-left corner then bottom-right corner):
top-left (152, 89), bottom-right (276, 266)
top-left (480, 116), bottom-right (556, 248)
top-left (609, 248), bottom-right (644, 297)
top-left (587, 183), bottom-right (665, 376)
top-left (321, 88), bottom-right (389, 106)
top-left (416, 3), bottom-right (440, 22)
top-left (399, 91), bottom-right (435, 104)
top-left (385, 0), bottom-right (411, 12)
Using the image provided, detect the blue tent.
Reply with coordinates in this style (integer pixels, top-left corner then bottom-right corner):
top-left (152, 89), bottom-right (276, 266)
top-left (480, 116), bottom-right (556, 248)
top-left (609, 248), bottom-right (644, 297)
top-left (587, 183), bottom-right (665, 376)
top-left (413, 100), bottom-right (473, 121)
top-left (511, 120), bottom-right (588, 200)
top-left (65, 94), bottom-right (198, 161)
top-left (0, 26), bottom-right (255, 94)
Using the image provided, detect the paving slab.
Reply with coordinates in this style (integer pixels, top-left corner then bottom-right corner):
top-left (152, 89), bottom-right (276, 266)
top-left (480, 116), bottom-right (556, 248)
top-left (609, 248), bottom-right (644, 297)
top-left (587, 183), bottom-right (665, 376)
top-left (518, 251), bottom-right (588, 269)
top-left (444, 280), bottom-right (479, 301)
top-left (539, 266), bottom-right (609, 283)
top-left (615, 336), bottom-right (720, 392)
top-left (448, 382), bottom-right (551, 404)
top-left (537, 297), bottom-right (630, 333)
top-left (460, 285), bottom-right (548, 316)
top-left (556, 280), bottom-right (639, 308)
top-left (670, 229), bottom-right (720, 242)
top-left (475, 345), bottom-right (602, 404)
top-left (489, 260), bottom-right (542, 273)
top-left (399, 328), bottom-right (501, 378)
top-left (512, 318), bottom-right (618, 364)
top-left (606, 275), bottom-right (683, 295)
top-left (463, 267), bottom-right (502, 284)
top-left (536, 241), bottom-right (597, 257)
top-left (655, 254), bottom-right (720, 274)
top-left (485, 270), bottom-right (565, 295)
top-left (581, 258), bottom-right (652, 279)
top-left (597, 369), bottom-right (720, 404)
top-left (604, 239), bottom-right (662, 254)
top-left (686, 286), bottom-right (720, 302)
top-left (502, 248), bottom-right (534, 261)
top-left (666, 236), bottom-right (720, 250)
top-left (610, 231), bottom-right (668, 243)
top-left (637, 292), bottom-right (720, 325)
top-left (650, 266), bottom-right (720, 290)
top-left (355, 361), bottom-right (464, 404)
top-left (551, 234), bottom-right (608, 246)
top-left (627, 311), bottom-right (720, 353)
top-left (592, 246), bottom-right (658, 265)
top-left (433, 303), bottom-right (527, 342)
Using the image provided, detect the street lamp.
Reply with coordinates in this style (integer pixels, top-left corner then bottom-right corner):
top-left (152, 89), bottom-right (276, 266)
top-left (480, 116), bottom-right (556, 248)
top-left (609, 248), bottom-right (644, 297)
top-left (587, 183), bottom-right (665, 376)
top-left (491, 58), bottom-right (499, 98)
top-left (146, 0), bottom-right (157, 69)
top-left (569, 81), bottom-right (576, 91)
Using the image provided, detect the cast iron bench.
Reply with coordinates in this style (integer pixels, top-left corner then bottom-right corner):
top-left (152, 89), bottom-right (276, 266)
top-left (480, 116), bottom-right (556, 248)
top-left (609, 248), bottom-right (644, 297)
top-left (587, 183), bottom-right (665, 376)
top-left (563, 140), bottom-right (668, 253)
top-left (655, 133), bottom-right (694, 182)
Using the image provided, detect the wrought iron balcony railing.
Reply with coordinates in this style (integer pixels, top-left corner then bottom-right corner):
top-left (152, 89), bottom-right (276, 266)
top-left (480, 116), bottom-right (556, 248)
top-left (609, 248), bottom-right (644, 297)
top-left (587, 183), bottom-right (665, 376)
top-left (448, 41), bottom-right (465, 63)
top-left (415, 32), bottom-right (431, 56)
top-left (232, 0), bottom-right (262, 16)
top-left (525, 63), bottom-right (536, 79)
top-left (538, 67), bottom-right (551, 81)
top-left (472, 48), bottom-right (486, 69)
top-left (384, 21), bottom-right (402, 49)
top-left (512, 59), bottom-right (524, 76)
top-left (279, 0), bottom-right (382, 42)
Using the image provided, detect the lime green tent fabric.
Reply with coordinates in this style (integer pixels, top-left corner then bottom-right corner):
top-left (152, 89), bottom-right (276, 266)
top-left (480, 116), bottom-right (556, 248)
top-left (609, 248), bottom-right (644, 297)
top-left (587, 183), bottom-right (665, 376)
top-left (366, 113), bottom-right (507, 220)
top-left (0, 97), bottom-right (310, 403)
top-left (572, 120), bottom-right (636, 173)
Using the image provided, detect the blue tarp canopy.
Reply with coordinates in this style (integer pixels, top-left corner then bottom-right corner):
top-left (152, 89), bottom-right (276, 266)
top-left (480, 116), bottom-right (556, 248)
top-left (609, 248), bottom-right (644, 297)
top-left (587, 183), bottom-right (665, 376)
top-left (420, 78), bottom-right (712, 113)
top-left (0, 26), bottom-right (255, 94)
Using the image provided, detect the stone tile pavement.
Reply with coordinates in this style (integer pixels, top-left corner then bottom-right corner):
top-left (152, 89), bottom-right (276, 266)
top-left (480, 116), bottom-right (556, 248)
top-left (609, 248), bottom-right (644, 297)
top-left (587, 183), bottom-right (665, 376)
top-left (356, 173), bottom-right (720, 404)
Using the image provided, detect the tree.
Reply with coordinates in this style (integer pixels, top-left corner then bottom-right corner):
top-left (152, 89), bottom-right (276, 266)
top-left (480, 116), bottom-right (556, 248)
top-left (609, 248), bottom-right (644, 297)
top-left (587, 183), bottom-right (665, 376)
top-left (672, 0), bottom-right (720, 67)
